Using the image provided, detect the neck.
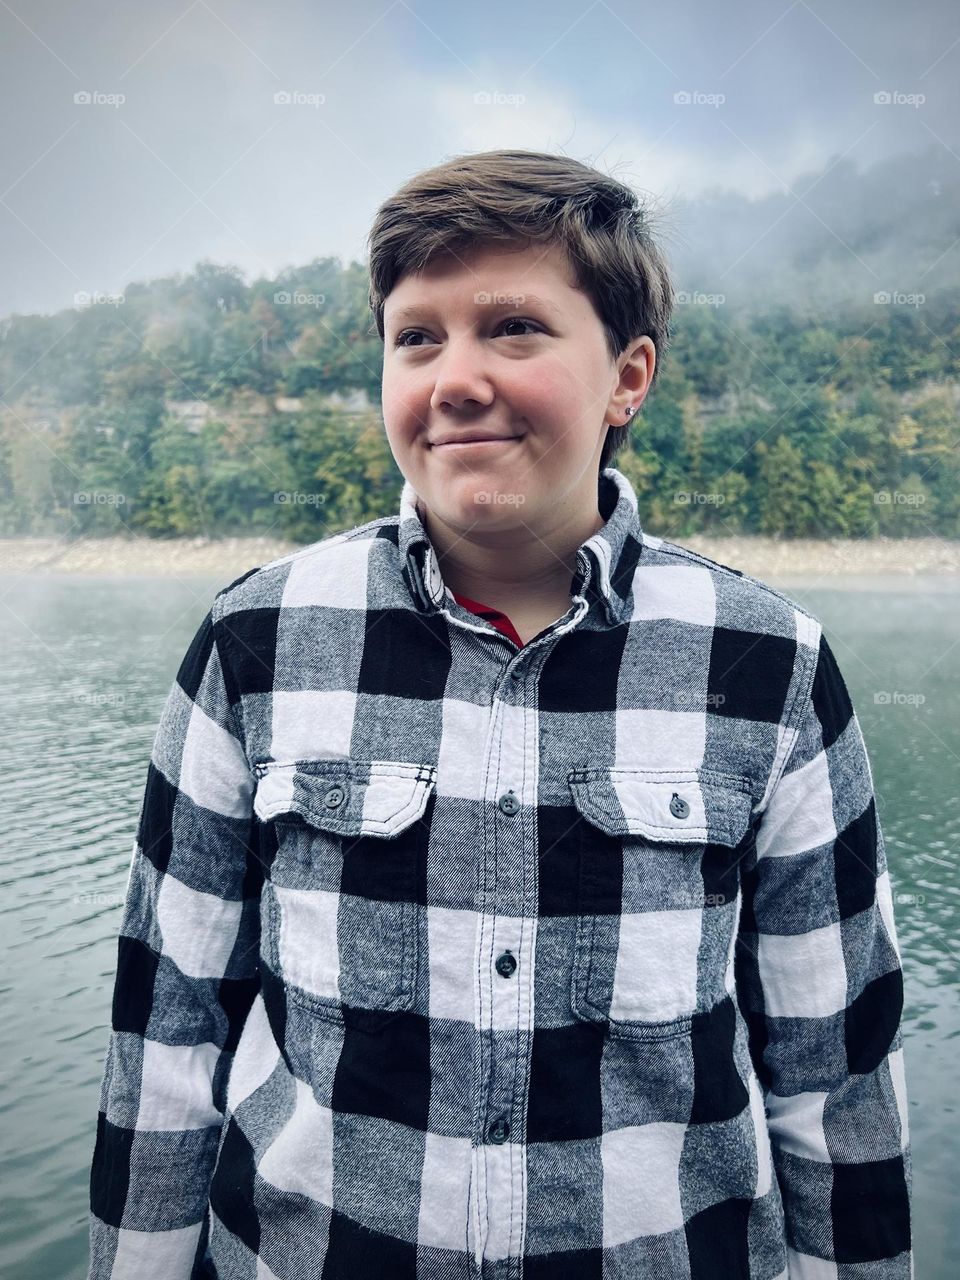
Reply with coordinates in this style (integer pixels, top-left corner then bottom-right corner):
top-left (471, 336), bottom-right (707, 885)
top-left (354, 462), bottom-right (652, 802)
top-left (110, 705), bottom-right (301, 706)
top-left (420, 502), bottom-right (605, 611)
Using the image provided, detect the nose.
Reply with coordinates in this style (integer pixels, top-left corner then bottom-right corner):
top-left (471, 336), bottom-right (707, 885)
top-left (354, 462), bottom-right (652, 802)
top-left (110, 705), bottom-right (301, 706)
top-left (428, 336), bottom-right (496, 414)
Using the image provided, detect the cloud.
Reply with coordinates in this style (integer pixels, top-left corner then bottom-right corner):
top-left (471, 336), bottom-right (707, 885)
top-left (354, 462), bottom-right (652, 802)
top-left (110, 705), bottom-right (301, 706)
top-left (1, 0), bottom-right (957, 317)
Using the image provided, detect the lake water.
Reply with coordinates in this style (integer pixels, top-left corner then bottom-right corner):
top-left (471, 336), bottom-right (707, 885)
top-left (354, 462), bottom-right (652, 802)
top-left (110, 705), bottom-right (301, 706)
top-left (1, 573), bottom-right (957, 1279)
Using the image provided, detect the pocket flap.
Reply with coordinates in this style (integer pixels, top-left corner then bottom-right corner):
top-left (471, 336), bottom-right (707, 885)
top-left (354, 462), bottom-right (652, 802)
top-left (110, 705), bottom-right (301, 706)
top-left (253, 758), bottom-right (437, 837)
top-left (568, 768), bottom-right (755, 847)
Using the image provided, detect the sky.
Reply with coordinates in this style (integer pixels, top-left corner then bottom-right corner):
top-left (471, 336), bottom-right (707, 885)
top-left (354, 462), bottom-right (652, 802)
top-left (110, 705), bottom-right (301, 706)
top-left (1, 0), bottom-right (958, 319)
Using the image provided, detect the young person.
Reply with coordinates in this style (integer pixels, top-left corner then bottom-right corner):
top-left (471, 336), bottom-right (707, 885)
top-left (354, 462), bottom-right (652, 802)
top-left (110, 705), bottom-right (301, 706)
top-left (88, 149), bottom-right (912, 1279)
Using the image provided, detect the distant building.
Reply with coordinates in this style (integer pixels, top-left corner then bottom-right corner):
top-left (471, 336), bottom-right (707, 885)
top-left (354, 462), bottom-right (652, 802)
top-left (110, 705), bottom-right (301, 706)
top-left (163, 399), bottom-right (216, 434)
top-left (322, 389), bottom-right (372, 414)
top-left (274, 389), bottom-right (372, 414)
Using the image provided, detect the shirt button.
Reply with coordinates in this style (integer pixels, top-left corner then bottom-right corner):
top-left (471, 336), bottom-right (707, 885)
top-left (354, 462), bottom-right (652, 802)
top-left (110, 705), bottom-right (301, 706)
top-left (498, 790), bottom-right (520, 815)
top-left (669, 792), bottom-right (690, 819)
top-left (323, 785), bottom-right (346, 809)
top-left (488, 1117), bottom-right (510, 1144)
top-left (495, 951), bottom-right (517, 978)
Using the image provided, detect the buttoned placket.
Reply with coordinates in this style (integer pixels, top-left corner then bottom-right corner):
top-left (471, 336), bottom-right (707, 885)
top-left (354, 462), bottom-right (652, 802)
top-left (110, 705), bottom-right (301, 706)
top-left (466, 657), bottom-right (530, 1275)
top-left (426, 556), bottom-right (600, 1279)
top-left (399, 491), bottom-right (623, 1276)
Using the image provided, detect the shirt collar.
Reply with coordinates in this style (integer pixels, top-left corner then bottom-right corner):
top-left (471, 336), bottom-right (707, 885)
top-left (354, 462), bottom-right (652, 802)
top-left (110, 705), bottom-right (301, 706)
top-left (397, 466), bottom-right (643, 628)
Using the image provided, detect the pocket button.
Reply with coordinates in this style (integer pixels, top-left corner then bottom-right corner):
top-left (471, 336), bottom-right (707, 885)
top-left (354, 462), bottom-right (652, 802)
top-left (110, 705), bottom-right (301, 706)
top-left (669, 792), bottom-right (690, 819)
top-left (323, 784), bottom-right (347, 809)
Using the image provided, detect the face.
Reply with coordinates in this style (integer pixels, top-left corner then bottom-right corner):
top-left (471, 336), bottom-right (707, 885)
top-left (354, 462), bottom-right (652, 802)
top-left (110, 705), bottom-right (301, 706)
top-left (380, 239), bottom-right (654, 543)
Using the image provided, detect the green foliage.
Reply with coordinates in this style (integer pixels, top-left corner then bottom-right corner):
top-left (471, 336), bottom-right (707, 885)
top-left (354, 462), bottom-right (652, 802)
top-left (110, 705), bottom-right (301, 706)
top-left (0, 261), bottom-right (957, 539)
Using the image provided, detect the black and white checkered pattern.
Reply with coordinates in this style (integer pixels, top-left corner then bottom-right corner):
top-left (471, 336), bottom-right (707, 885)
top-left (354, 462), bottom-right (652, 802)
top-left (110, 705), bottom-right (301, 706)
top-left (88, 467), bottom-right (912, 1279)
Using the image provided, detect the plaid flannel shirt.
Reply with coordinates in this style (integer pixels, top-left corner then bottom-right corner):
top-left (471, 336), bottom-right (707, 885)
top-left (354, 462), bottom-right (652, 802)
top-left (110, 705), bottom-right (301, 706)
top-left (88, 466), bottom-right (913, 1280)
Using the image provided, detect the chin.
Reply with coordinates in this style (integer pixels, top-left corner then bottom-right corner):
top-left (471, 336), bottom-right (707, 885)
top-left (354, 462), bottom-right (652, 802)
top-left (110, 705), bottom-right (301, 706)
top-left (466, 483), bottom-right (529, 514)
top-left (440, 489), bottom-right (530, 527)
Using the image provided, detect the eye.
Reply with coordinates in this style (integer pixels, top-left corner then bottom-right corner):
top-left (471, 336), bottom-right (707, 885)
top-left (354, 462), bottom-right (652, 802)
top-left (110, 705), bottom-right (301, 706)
top-left (500, 317), bottom-right (539, 338)
top-left (393, 316), bottom-right (542, 348)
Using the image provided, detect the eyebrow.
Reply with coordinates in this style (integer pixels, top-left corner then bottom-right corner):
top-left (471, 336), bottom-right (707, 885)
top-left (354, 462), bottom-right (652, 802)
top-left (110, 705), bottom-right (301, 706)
top-left (385, 293), bottom-right (563, 330)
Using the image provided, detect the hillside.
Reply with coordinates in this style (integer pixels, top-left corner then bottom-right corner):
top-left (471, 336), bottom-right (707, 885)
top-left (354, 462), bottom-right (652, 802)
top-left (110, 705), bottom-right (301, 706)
top-left (1, 146), bottom-right (957, 541)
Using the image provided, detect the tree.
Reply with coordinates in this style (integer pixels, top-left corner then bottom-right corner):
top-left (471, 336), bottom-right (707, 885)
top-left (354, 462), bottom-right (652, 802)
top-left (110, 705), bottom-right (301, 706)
top-left (755, 436), bottom-right (815, 536)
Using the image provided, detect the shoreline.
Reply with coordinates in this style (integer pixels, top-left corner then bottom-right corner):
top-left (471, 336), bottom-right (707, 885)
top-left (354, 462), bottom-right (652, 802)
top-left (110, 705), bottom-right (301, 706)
top-left (1, 534), bottom-right (959, 583)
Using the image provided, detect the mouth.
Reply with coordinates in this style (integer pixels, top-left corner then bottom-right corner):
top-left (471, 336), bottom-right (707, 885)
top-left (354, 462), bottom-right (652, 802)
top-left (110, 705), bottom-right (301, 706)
top-left (431, 436), bottom-right (524, 451)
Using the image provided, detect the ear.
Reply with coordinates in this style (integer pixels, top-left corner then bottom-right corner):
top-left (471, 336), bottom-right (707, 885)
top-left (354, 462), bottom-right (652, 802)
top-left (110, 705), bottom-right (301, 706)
top-left (606, 336), bottom-right (656, 425)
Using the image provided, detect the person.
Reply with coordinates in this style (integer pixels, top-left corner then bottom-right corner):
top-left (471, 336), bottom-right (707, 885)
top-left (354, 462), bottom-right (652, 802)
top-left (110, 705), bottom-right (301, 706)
top-left (87, 149), bottom-right (913, 1279)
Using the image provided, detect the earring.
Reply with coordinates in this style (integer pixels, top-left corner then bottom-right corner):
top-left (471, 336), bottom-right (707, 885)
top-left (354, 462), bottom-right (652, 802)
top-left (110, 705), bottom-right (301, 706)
top-left (625, 406), bottom-right (635, 418)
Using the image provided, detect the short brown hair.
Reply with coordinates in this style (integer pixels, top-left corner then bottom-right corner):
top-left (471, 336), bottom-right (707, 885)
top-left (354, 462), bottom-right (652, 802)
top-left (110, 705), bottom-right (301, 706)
top-left (366, 149), bottom-right (675, 474)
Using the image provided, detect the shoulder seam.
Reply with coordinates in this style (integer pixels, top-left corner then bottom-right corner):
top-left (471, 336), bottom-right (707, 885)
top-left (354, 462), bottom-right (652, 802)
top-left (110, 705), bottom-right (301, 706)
top-left (209, 591), bottom-right (251, 765)
top-left (760, 616), bottom-right (824, 814)
top-left (645, 536), bottom-right (819, 623)
top-left (213, 516), bottom-right (398, 603)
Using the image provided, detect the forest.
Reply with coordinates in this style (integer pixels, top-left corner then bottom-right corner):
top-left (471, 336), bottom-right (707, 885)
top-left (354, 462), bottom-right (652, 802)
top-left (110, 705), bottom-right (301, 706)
top-left (1, 255), bottom-right (957, 542)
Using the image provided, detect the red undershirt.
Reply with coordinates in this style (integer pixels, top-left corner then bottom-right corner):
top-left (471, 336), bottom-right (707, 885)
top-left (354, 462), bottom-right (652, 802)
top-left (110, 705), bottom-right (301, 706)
top-left (450, 591), bottom-right (525, 649)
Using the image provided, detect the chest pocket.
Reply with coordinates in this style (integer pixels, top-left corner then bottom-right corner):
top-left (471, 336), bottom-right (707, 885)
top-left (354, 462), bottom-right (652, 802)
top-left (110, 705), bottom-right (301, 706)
top-left (254, 758), bottom-right (437, 1030)
top-left (568, 768), bottom-right (756, 1042)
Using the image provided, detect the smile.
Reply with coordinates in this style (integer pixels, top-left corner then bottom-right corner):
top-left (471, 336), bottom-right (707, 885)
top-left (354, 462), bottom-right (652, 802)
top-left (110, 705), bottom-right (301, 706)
top-left (431, 436), bottom-right (523, 451)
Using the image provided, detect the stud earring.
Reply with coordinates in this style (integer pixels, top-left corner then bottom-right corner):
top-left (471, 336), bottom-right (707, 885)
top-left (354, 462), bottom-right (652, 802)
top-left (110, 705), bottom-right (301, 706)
top-left (625, 406), bottom-right (635, 418)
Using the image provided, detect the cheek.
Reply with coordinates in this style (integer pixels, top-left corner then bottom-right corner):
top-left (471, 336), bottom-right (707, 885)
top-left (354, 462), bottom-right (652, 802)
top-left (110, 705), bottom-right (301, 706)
top-left (381, 373), bottom-right (425, 437)
top-left (382, 352), bottom-right (593, 428)
top-left (507, 366), bottom-right (560, 407)
top-left (510, 358), bottom-right (595, 414)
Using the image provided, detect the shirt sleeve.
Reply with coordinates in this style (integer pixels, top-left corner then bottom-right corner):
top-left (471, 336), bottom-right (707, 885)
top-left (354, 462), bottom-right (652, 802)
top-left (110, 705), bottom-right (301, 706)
top-left (87, 598), bottom-right (263, 1280)
top-left (735, 630), bottom-right (913, 1277)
